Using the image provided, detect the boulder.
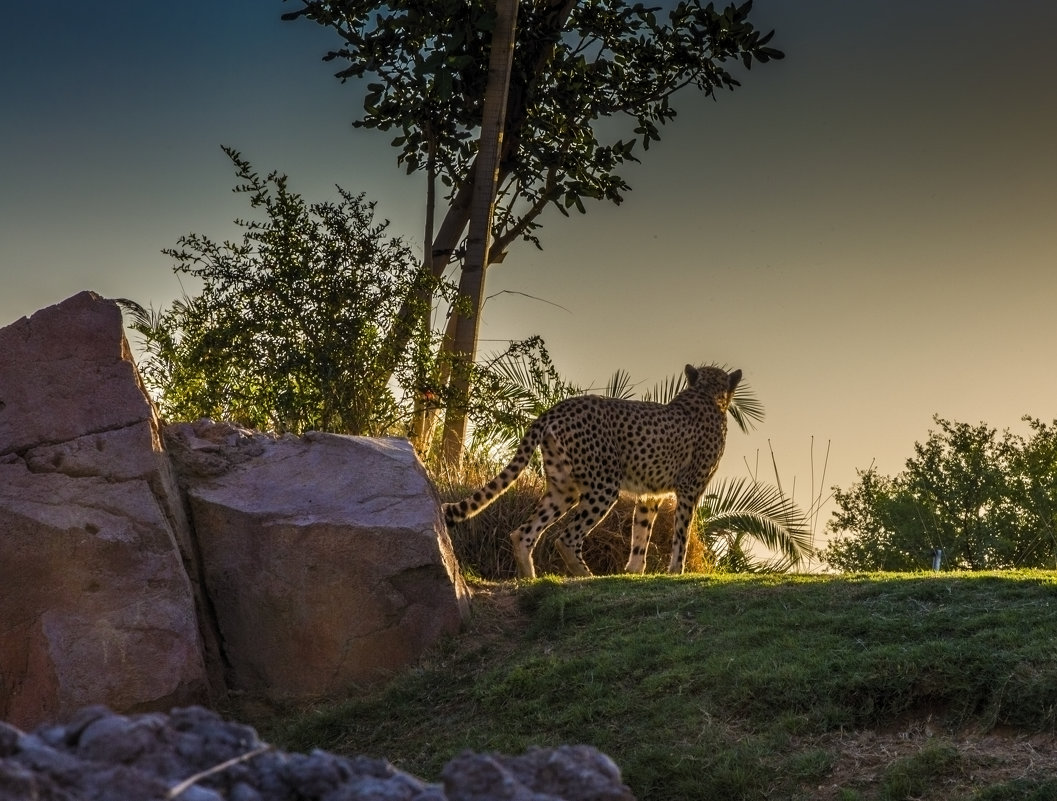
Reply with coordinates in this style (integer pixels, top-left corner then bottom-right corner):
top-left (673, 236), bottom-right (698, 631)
top-left (0, 292), bottom-right (210, 729)
top-left (165, 419), bottom-right (472, 702)
top-left (442, 746), bottom-right (636, 801)
top-left (0, 291), bottom-right (472, 727)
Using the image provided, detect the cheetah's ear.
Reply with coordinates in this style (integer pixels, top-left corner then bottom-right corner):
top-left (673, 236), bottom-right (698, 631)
top-left (727, 369), bottom-right (743, 392)
top-left (684, 364), bottom-right (699, 385)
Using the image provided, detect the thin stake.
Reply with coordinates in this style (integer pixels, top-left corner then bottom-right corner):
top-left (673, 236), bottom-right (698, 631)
top-left (167, 745), bottom-right (271, 800)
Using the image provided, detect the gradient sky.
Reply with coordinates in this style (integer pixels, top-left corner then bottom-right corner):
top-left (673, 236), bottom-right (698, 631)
top-left (3, 2), bottom-right (1056, 548)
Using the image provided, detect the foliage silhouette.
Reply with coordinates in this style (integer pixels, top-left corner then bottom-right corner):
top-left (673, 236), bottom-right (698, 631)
top-left (282, 0), bottom-right (785, 457)
top-left (122, 147), bottom-right (451, 436)
top-left (824, 415), bottom-right (1057, 571)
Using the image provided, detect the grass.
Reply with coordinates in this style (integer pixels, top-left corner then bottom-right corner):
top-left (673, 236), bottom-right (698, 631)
top-left (257, 571), bottom-right (1057, 801)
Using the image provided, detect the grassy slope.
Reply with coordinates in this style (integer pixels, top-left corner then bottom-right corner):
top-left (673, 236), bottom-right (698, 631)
top-left (264, 572), bottom-right (1057, 801)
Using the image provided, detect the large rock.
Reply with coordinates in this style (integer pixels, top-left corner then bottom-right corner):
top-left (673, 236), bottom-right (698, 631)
top-left (0, 291), bottom-right (472, 727)
top-left (0, 292), bottom-right (209, 728)
top-left (165, 419), bottom-right (471, 702)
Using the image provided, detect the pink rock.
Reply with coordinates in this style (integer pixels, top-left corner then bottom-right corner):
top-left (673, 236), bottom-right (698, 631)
top-left (0, 292), bottom-right (471, 724)
top-left (165, 420), bottom-right (471, 702)
top-left (0, 292), bottom-right (209, 728)
top-left (0, 291), bottom-right (154, 451)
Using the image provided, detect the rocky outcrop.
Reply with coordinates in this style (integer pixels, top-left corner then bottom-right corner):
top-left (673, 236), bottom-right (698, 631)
top-left (0, 292), bottom-right (470, 729)
top-left (0, 292), bottom-right (209, 729)
top-left (164, 420), bottom-right (470, 699)
top-left (0, 706), bottom-right (636, 801)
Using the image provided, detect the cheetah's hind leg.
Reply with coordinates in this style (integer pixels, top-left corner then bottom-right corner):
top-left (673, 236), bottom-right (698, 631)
top-left (553, 486), bottom-right (619, 577)
top-left (666, 492), bottom-right (698, 574)
top-left (509, 477), bottom-right (581, 579)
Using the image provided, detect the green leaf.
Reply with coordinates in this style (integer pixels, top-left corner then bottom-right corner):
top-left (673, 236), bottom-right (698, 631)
top-left (602, 369), bottom-right (636, 400)
top-left (434, 70), bottom-right (453, 101)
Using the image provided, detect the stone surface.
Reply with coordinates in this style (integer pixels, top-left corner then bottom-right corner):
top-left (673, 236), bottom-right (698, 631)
top-left (0, 292), bottom-right (209, 729)
top-left (165, 419), bottom-right (472, 701)
top-left (0, 290), bottom-right (152, 453)
top-left (0, 706), bottom-right (635, 801)
top-left (0, 291), bottom-right (472, 728)
top-left (442, 746), bottom-right (636, 801)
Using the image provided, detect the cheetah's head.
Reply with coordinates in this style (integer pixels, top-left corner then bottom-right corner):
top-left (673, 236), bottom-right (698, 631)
top-left (684, 364), bottom-right (742, 411)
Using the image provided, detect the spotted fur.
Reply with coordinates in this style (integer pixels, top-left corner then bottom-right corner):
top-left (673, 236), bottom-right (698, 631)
top-left (443, 364), bottom-right (742, 578)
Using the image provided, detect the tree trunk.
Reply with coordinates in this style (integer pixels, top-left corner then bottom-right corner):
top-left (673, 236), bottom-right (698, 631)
top-left (370, 1), bottom-right (577, 403)
top-left (440, 0), bottom-right (520, 464)
top-left (408, 131), bottom-right (438, 455)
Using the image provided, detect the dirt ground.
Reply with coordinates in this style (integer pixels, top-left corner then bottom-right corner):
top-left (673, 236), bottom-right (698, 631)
top-left (808, 724), bottom-right (1057, 799)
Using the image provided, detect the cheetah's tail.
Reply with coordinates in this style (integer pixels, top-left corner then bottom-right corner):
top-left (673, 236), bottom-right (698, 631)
top-left (442, 420), bottom-right (544, 525)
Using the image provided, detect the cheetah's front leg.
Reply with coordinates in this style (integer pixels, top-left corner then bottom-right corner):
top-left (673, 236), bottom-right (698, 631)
top-left (667, 493), bottom-right (698, 574)
top-left (625, 497), bottom-right (661, 574)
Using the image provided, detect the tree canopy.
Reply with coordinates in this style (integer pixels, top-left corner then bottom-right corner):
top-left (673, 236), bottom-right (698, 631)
top-left (823, 416), bottom-right (1057, 572)
top-left (282, 0), bottom-right (783, 251)
top-left (281, 0), bottom-right (784, 457)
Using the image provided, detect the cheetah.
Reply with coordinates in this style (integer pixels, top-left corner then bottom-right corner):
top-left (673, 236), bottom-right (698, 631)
top-left (443, 364), bottom-right (742, 578)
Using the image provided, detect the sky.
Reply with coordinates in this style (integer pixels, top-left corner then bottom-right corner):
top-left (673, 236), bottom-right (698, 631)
top-left (3, 1), bottom-right (1056, 551)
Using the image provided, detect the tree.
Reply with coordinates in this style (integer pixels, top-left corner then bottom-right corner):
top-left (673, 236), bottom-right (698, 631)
top-left (1001, 417), bottom-right (1057, 567)
top-left (823, 468), bottom-right (933, 572)
top-left (902, 418), bottom-right (1016, 569)
top-left (122, 147), bottom-right (450, 436)
top-left (822, 415), bottom-right (1057, 572)
top-left (281, 0), bottom-right (784, 459)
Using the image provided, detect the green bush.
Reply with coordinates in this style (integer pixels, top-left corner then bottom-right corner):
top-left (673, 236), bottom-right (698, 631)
top-left (123, 147), bottom-right (448, 436)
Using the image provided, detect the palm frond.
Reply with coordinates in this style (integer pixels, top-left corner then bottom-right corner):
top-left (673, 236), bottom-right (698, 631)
top-left (643, 373), bottom-right (686, 405)
top-left (729, 380), bottom-right (766, 434)
top-left (115, 297), bottom-right (176, 362)
top-left (115, 297), bottom-right (154, 333)
top-left (697, 476), bottom-right (815, 567)
top-left (484, 342), bottom-right (579, 412)
top-left (709, 530), bottom-right (804, 574)
top-left (468, 340), bottom-right (581, 457)
top-left (639, 365), bottom-right (764, 432)
top-left (603, 369), bottom-right (636, 400)
top-left (487, 359), bottom-right (543, 414)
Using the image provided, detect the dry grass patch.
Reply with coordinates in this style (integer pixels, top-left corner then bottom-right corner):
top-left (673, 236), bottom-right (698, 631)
top-left (805, 727), bottom-right (1057, 800)
top-left (434, 457), bottom-right (711, 578)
